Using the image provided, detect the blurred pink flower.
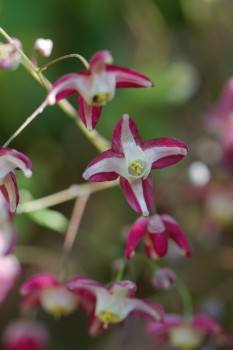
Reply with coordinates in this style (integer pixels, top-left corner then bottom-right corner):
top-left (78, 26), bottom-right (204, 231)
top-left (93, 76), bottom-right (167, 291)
top-left (20, 273), bottom-right (79, 317)
top-left (0, 193), bottom-right (17, 255)
top-left (125, 214), bottom-right (191, 259)
top-left (83, 115), bottom-right (187, 215)
top-left (0, 255), bottom-right (20, 302)
top-left (0, 148), bottom-right (32, 213)
top-left (47, 50), bottom-right (153, 130)
top-left (151, 268), bottom-right (176, 291)
top-left (68, 277), bottom-right (164, 336)
top-left (3, 319), bottom-right (49, 350)
top-left (146, 313), bottom-right (233, 349)
top-left (0, 38), bottom-right (22, 70)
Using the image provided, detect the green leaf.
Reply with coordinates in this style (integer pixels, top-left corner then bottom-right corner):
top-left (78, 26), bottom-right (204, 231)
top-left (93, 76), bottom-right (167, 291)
top-left (27, 208), bottom-right (68, 234)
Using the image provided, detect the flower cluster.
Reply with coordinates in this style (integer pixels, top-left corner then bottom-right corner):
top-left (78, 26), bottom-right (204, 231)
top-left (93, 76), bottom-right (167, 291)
top-left (1, 35), bottom-right (232, 350)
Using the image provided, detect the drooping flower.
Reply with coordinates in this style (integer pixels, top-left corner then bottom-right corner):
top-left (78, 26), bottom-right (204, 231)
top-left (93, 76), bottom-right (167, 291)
top-left (0, 38), bottom-right (22, 70)
top-left (68, 277), bottom-right (164, 336)
top-left (125, 214), bottom-right (191, 259)
top-left (0, 255), bottom-right (21, 303)
top-left (0, 148), bottom-right (32, 213)
top-left (83, 115), bottom-right (188, 216)
top-left (20, 273), bottom-right (79, 317)
top-left (46, 51), bottom-right (153, 130)
top-left (146, 314), bottom-right (233, 349)
top-left (3, 319), bottom-right (49, 350)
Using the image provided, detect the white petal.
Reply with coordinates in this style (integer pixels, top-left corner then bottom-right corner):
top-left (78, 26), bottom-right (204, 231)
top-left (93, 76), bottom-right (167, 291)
top-left (144, 146), bottom-right (187, 164)
top-left (129, 180), bottom-right (149, 216)
top-left (83, 157), bottom-right (126, 180)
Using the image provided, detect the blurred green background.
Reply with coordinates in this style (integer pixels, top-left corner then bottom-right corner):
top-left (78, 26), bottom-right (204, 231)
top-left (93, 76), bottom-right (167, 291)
top-left (0, 0), bottom-right (233, 349)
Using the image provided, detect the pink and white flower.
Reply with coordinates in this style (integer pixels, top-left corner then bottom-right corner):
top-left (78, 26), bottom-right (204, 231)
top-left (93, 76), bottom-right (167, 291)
top-left (34, 38), bottom-right (53, 58)
top-left (46, 50), bottom-right (153, 130)
top-left (0, 148), bottom-right (32, 213)
top-left (0, 193), bottom-right (17, 255)
top-left (20, 273), bottom-right (79, 317)
top-left (0, 38), bottom-right (22, 70)
top-left (3, 319), bottom-right (49, 350)
top-left (0, 255), bottom-right (21, 303)
top-left (83, 115), bottom-right (188, 216)
top-left (146, 314), bottom-right (233, 349)
top-left (68, 277), bottom-right (164, 336)
top-left (125, 214), bottom-right (191, 259)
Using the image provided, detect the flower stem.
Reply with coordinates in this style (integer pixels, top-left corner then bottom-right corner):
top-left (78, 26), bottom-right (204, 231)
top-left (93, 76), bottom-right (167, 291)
top-left (38, 54), bottom-right (90, 73)
top-left (176, 279), bottom-right (193, 322)
top-left (18, 180), bottom-right (119, 213)
top-left (60, 194), bottom-right (90, 280)
top-left (3, 100), bottom-right (47, 147)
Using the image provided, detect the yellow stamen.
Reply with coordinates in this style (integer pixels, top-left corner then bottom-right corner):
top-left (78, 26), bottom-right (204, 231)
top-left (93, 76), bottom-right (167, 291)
top-left (98, 311), bottom-right (119, 328)
top-left (129, 160), bottom-right (144, 176)
top-left (92, 93), bottom-right (108, 105)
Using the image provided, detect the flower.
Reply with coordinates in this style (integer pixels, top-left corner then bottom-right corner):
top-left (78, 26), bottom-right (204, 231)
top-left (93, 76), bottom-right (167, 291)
top-left (20, 273), bottom-right (79, 317)
top-left (46, 50), bottom-right (153, 130)
top-left (68, 277), bottom-right (164, 336)
top-left (0, 148), bottom-right (32, 213)
top-left (83, 115), bottom-right (188, 215)
top-left (34, 38), bottom-right (53, 57)
top-left (205, 77), bottom-right (233, 169)
top-left (0, 38), bottom-right (22, 70)
top-left (146, 314), bottom-right (233, 350)
top-left (3, 319), bottom-right (49, 350)
top-left (125, 214), bottom-right (191, 259)
top-left (151, 268), bottom-right (176, 290)
top-left (0, 255), bottom-right (21, 303)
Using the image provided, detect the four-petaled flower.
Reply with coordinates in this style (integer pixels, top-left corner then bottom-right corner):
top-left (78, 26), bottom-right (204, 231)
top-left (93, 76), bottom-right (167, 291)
top-left (125, 214), bottom-right (191, 259)
top-left (20, 273), bottom-right (79, 317)
top-left (83, 115), bottom-right (188, 216)
top-left (146, 314), bottom-right (233, 349)
top-left (0, 148), bottom-right (32, 213)
top-left (67, 277), bottom-right (164, 336)
top-left (46, 51), bottom-right (153, 130)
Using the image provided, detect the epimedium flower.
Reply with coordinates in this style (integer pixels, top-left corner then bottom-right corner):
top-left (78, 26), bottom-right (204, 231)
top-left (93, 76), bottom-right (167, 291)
top-left (3, 319), bottom-right (50, 350)
top-left (125, 214), bottom-right (191, 259)
top-left (0, 193), bottom-right (17, 255)
top-left (67, 277), bottom-right (164, 336)
top-left (20, 273), bottom-right (79, 318)
top-left (46, 50), bottom-right (153, 130)
top-left (0, 148), bottom-right (32, 213)
top-left (0, 38), bottom-right (22, 70)
top-left (83, 115), bottom-right (188, 216)
top-left (146, 314), bottom-right (233, 350)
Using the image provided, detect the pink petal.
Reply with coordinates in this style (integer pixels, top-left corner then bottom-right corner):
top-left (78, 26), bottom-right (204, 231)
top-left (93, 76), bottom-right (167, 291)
top-left (120, 175), bottom-right (153, 216)
top-left (88, 312), bottom-right (106, 336)
top-left (20, 273), bottom-right (59, 295)
top-left (107, 65), bottom-right (153, 88)
top-left (89, 51), bottom-right (113, 73)
top-left (191, 314), bottom-right (221, 333)
top-left (146, 314), bottom-right (183, 335)
top-left (161, 215), bottom-right (191, 257)
top-left (112, 115), bottom-right (142, 153)
top-left (108, 280), bottom-right (137, 297)
top-left (143, 138), bottom-right (188, 169)
top-left (78, 95), bottom-right (102, 130)
top-left (67, 277), bottom-right (103, 299)
top-left (0, 255), bottom-right (20, 303)
top-left (150, 231), bottom-right (168, 257)
top-left (0, 172), bottom-right (19, 213)
top-left (128, 299), bottom-right (163, 322)
top-left (83, 150), bottom-right (123, 182)
top-left (0, 148), bottom-right (32, 172)
top-left (125, 216), bottom-right (149, 259)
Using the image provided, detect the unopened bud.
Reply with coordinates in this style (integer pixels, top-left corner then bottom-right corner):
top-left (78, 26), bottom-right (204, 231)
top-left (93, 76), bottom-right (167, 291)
top-left (151, 268), bottom-right (176, 290)
top-left (34, 39), bottom-right (53, 57)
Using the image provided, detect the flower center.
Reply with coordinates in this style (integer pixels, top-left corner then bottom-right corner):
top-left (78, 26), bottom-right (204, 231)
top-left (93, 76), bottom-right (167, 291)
top-left (92, 93), bottom-right (108, 105)
top-left (128, 159), bottom-right (147, 178)
top-left (98, 311), bottom-right (120, 328)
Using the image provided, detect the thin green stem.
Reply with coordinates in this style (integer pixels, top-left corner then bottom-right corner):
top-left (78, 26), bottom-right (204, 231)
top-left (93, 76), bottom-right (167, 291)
top-left (176, 279), bottom-right (193, 322)
top-left (115, 258), bottom-right (127, 282)
top-left (3, 100), bottom-right (47, 147)
top-left (38, 54), bottom-right (89, 73)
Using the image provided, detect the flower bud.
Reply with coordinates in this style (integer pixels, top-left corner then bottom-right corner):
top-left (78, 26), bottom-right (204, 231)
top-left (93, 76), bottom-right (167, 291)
top-left (34, 39), bottom-right (53, 57)
top-left (151, 268), bottom-right (176, 290)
